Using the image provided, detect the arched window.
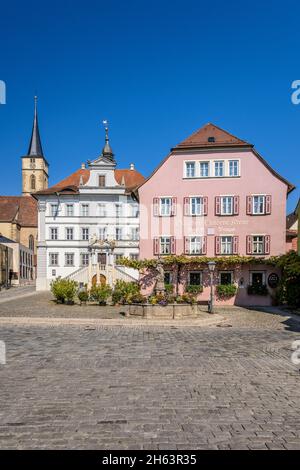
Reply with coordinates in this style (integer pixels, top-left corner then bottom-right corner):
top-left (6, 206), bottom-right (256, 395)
top-left (30, 174), bottom-right (36, 190)
top-left (29, 235), bottom-right (34, 251)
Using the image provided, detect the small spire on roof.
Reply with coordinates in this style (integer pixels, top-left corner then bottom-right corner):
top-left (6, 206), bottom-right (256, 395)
top-left (27, 95), bottom-right (44, 157)
top-left (101, 120), bottom-right (114, 161)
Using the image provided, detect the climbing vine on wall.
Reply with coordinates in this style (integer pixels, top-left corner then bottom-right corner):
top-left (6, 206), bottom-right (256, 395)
top-left (119, 254), bottom-right (281, 270)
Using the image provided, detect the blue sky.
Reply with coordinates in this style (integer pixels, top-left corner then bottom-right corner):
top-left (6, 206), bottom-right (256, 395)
top-left (0, 0), bottom-right (299, 211)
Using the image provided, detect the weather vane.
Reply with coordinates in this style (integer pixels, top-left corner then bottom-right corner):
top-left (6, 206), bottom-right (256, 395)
top-left (102, 120), bottom-right (109, 141)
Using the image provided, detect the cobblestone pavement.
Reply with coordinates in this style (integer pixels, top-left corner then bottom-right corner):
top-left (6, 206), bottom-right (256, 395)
top-left (0, 285), bottom-right (36, 304)
top-left (0, 304), bottom-right (300, 449)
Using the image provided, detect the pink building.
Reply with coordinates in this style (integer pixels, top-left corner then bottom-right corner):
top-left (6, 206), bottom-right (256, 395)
top-left (138, 123), bottom-right (294, 306)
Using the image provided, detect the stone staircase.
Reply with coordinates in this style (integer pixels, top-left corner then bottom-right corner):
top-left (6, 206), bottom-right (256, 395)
top-left (65, 264), bottom-right (138, 286)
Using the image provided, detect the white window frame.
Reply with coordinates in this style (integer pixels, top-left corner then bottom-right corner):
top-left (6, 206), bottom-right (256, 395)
top-left (99, 227), bottom-right (107, 240)
top-left (160, 236), bottom-right (171, 255)
top-left (220, 236), bottom-right (233, 255)
top-left (115, 227), bottom-right (122, 241)
top-left (129, 253), bottom-right (139, 261)
top-left (199, 161), bottom-right (209, 177)
top-left (50, 227), bottom-right (58, 241)
top-left (185, 161), bottom-right (196, 178)
top-left (98, 203), bottom-right (106, 217)
top-left (50, 204), bottom-right (58, 217)
top-left (80, 253), bottom-right (89, 266)
top-left (131, 204), bottom-right (139, 217)
top-left (252, 195), bottom-right (265, 215)
top-left (159, 197), bottom-right (172, 216)
top-left (66, 204), bottom-right (74, 217)
top-left (214, 160), bottom-right (225, 177)
top-left (131, 227), bottom-right (139, 241)
top-left (221, 196), bottom-right (233, 215)
top-left (189, 236), bottom-right (203, 254)
top-left (49, 253), bottom-right (59, 266)
top-left (65, 227), bottom-right (74, 241)
top-left (190, 197), bottom-right (203, 216)
top-left (81, 227), bottom-right (89, 241)
top-left (188, 271), bottom-right (203, 286)
top-left (252, 235), bottom-right (264, 254)
top-left (228, 160), bottom-right (239, 177)
top-left (80, 204), bottom-right (89, 217)
top-left (65, 253), bottom-right (74, 267)
top-left (115, 203), bottom-right (122, 217)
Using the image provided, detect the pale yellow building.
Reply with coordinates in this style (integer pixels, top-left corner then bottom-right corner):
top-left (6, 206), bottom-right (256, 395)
top-left (0, 97), bottom-right (49, 282)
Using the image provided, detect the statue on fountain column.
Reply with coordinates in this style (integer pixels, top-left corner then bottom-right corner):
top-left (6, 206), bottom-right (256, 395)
top-left (155, 258), bottom-right (165, 295)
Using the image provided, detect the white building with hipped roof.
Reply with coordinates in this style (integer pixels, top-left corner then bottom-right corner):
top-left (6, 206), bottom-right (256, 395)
top-left (34, 124), bottom-right (144, 290)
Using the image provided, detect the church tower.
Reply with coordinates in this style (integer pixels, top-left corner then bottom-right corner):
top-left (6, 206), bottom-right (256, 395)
top-left (22, 96), bottom-right (49, 195)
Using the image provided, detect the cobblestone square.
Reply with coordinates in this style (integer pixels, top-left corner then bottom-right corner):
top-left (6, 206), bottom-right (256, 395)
top-left (0, 293), bottom-right (300, 449)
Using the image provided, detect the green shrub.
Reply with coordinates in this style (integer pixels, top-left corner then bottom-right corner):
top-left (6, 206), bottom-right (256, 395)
top-left (247, 284), bottom-right (268, 296)
top-left (90, 284), bottom-right (112, 305)
top-left (274, 252), bottom-right (300, 307)
top-left (176, 293), bottom-right (196, 304)
top-left (112, 280), bottom-right (140, 305)
top-left (50, 278), bottom-right (78, 304)
top-left (216, 284), bottom-right (237, 298)
top-left (78, 289), bottom-right (89, 304)
top-left (164, 283), bottom-right (174, 294)
top-left (186, 284), bottom-right (203, 295)
top-left (130, 293), bottom-right (147, 304)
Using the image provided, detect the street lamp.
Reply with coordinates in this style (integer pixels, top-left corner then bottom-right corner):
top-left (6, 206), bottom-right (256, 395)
top-left (207, 261), bottom-right (216, 314)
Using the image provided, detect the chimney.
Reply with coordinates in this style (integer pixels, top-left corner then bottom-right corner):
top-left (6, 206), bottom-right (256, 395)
top-left (130, 163), bottom-right (135, 170)
top-left (81, 162), bottom-right (86, 169)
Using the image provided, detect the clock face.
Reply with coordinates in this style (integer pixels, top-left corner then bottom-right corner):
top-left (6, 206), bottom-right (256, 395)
top-left (268, 273), bottom-right (279, 288)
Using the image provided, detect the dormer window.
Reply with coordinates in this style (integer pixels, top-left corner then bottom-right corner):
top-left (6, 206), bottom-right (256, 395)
top-left (99, 175), bottom-right (106, 187)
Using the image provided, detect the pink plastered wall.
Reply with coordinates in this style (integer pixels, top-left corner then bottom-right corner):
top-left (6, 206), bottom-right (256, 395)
top-left (138, 149), bottom-right (288, 259)
top-left (140, 265), bottom-right (281, 307)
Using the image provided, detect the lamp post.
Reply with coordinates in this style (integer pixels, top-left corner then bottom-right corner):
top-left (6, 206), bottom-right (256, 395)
top-left (207, 261), bottom-right (216, 314)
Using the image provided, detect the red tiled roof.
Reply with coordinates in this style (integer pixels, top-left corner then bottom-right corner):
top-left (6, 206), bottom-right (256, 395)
top-left (0, 196), bottom-right (37, 227)
top-left (34, 168), bottom-right (145, 195)
top-left (136, 123), bottom-right (295, 194)
top-left (174, 123), bottom-right (252, 149)
top-left (114, 169), bottom-right (145, 189)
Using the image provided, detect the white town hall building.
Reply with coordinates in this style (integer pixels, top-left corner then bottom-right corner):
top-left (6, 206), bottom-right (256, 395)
top-left (34, 124), bottom-right (144, 290)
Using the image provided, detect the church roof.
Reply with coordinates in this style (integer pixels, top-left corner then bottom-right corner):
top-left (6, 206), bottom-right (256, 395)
top-left (26, 97), bottom-right (44, 157)
top-left (173, 122), bottom-right (252, 150)
top-left (0, 196), bottom-right (37, 227)
top-left (34, 167), bottom-right (145, 195)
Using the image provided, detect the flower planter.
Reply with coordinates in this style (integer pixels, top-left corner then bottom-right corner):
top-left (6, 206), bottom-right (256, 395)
top-left (127, 303), bottom-right (198, 319)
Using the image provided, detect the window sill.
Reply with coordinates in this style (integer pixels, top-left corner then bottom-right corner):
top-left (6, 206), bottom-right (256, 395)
top-left (183, 176), bottom-right (240, 180)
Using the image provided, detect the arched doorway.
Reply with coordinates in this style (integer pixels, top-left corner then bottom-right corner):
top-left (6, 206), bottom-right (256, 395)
top-left (92, 274), bottom-right (106, 286)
